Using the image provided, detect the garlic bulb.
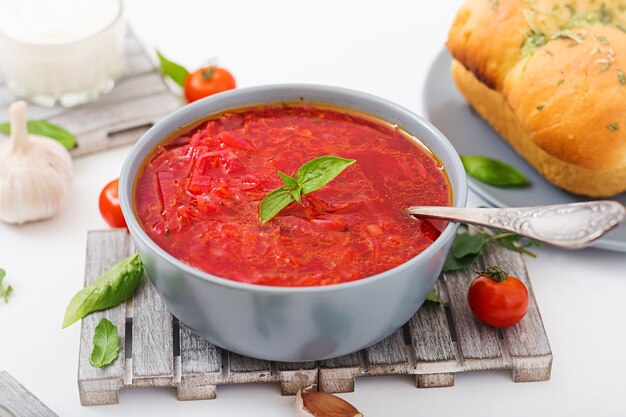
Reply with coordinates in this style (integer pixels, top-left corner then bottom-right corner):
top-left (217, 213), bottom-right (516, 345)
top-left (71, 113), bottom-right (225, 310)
top-left (295, 387), bottom-right (364, 417)
top-left (0, 101), bottom-right (73, 224)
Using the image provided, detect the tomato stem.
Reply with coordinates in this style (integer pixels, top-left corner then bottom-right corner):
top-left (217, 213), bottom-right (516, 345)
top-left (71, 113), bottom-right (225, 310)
top-left (478, 265), bottom-right (509, 282)
top-left (201, 66), bottom-right (216, 82)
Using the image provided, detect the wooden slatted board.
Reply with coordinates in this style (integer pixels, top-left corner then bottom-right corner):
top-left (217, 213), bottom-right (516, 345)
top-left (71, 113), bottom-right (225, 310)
top-left (78, 230), bottom-right (552, 406)
top-left (0, 371), bottom-right (58, 416)
top-left (0, 28), bottom-right (180, 157)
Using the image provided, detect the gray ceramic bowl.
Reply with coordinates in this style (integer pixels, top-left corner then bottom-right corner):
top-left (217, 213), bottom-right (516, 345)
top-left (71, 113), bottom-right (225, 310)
top-left (119, 84), bottom-right (468, 362)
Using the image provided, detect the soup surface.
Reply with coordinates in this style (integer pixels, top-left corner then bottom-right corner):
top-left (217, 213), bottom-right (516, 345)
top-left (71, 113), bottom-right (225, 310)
top-left (134, 105), bottom-right (450, 286)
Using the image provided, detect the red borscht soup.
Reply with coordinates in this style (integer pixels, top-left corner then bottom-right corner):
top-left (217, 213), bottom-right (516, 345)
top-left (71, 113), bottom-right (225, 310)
top-left (134, 105), bottom-right (450, 286)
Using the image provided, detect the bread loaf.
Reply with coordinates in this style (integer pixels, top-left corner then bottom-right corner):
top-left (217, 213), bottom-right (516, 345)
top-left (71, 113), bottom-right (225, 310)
top-left (447, 0), bottom-right (626, 197)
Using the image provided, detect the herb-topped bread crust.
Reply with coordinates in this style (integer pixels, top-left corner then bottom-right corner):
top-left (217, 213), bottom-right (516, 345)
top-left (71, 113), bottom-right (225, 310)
top-left (447, 0), bottom-right (626, 196)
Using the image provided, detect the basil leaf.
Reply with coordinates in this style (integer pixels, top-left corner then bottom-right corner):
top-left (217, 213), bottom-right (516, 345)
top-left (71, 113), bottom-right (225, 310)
top-left (443, 231), bottom-right (487, 272)
top-left (62, 254), bottom-right (144, 328)
top-left (259, 187), bottom-right (294, 224)
top-left (0, 268), bottom-right (12, 304)
top-left (278, 171), bottom-right (298, 189)
top-left (495, 234), bottom-right (540, 258)
top-left (296, 156), bottom-right (356, 194)
top-left (461, 155), bottom-right (530, 187)
top-left (0, 120), bottom-right (77, 150)
top-left (426, 288), bottom-right (442, 304)
top-left (157, 50), bottom-right (189, 88)
top-left (259, 155), bottom-right (357, 223)
top-left (451, 233), bottom-right (488, 258)
top-left (90, 318), bottom-right (120, 368)
top-left (443, 251), bottom-right (483, 272)
top-left (290, 185), bottom-right (303, 204)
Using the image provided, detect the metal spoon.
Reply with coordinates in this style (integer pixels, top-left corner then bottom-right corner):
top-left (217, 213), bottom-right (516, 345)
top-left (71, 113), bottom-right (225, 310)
top-left (406, 201), bottom-right (626, 249)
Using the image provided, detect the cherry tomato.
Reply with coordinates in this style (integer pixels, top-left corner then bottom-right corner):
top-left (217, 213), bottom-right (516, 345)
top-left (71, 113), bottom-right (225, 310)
top-left (467, 266), bottom-right (529, 328)
top-left (99, 178), bottom-right (127, 229)
top-left (184, 66), bottom-right (236, 103)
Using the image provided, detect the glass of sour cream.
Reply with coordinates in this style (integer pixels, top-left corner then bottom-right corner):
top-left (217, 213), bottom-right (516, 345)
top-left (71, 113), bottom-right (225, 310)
top-left (0, 0), bottom-right (125, 107)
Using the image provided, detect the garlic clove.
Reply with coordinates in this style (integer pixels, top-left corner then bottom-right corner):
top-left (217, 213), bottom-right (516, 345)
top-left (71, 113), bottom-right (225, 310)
top-left (295, 388), bottom-right (364, 417)
top-left (0, 101), bottom-right (73, 225)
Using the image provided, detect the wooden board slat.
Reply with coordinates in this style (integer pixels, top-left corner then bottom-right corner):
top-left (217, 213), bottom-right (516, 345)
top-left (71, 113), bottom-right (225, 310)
top-left (365, 331), bottom-right (411, 375)
top-left (276, 361), bottom-right (318, 395)
top-left (482, 245), bottom-right (552, 381)
top-left (0, 28), bottom-right (180, 157)
top-left (131, 271), bottom-right (175, 386)
top-left (227, 352), bottom-right (273, 384)
top-left (408, 279), bottom-right (456, 375)
top-left (177, 324), bottom-right (222, 400)
top-left (318, 352), bottom-right (362, 393)
top-left (444, 259), bottom-right (505, 371)
top-left (78, 230), bottom-right (130, 406)
top-left (77, 230), bottom-right (553, 405)
top-left (0, 371), bottom-right (58, 417)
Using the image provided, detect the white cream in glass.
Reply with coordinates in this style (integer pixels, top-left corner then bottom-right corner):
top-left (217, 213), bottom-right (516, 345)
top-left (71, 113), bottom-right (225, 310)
top-left (0, 0), bottom-right (125, 107)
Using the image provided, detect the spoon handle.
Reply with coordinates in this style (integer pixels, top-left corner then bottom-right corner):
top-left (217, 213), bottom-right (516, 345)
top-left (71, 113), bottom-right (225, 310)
top-left (407, 201), bottom-right (626, 249)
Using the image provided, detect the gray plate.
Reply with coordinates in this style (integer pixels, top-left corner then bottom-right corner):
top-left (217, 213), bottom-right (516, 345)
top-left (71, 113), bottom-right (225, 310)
top-left (423, 49), bottom-right (626, 252)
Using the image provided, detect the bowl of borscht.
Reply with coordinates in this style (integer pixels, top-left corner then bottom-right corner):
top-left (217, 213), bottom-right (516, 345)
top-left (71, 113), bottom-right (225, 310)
top-left (119, 84), bottom-right (467, 361)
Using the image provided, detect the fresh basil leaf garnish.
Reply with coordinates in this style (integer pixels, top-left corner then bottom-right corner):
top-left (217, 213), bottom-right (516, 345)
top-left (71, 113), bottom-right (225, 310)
top-left (259, 155), bottom-right (356, 224)
top-left (62, 254), bottom-right (144, 328)
top-left (0, 119), bottom-right (77, 150)
top-left (443, 225), bottom-right (540, 272)
top-left (296, 156), bottom-right (356, 194)
top-left (89, 318), bottom-right (120, 368)
top-left (259, 187), bottom-right (295, 224)
top-left (426, 288), bottom-right (442, 304)
top-left (461, 155), bottom-right (531, 187)
top-left (156, 50), bottom-right (189, 88)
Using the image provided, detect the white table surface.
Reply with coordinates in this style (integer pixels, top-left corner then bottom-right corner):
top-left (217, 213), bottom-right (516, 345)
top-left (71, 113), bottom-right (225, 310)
top-left (1, 1), bottom-right (625, 415)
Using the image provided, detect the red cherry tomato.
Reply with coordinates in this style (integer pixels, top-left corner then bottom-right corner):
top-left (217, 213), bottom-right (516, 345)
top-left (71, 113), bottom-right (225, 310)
top-left (467, 266), bottom-right (529, 328)
top-left (99, 178), bottom-right (127, 229)
top-left (184, 66), bottom-right (236, 103)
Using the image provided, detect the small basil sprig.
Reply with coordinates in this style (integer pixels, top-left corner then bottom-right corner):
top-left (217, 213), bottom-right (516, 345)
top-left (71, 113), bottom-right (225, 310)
top-left (461, 155), bottom-right (530, 187)
top-left (426, 288), bottom-right (442, 304)
top-left (0, 268), bottom-right (12, 304)
top-left (62, 254), bottom-right (144, 328)
top-left (259, 155), bottom-right (356, 224)
top-left (0, 120), bottom-right (77, 150)
top-left (443, 224), bottom-right (540, 272)
top-left (157, 50), bottom-right (189, 87)
top-left (90, 318), bottom-right (120, 368)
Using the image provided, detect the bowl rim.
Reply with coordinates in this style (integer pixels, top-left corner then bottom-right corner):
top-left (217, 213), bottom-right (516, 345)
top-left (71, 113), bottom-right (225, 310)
top-left (120, 83), bottom-right (468, 294)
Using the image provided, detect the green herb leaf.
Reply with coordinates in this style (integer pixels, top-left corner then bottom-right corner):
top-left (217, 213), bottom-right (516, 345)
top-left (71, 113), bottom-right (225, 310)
top-left (290, 185), bottom-right (303, 204)
top-left (443, 225), bottom-right (539, 272)
top-left (296, 156), bottom-right (356, 194)
top-left (259, 155), bottom-right (356, 223)
top-left (259, 187), bottom-right (295, 224)
top-left (521, 10), bottom-right (547, 56)
top-left (0, 120), bottom-right (76, 150)
top-left (618, 69), bottom-right (626, 85)
top-left (156, 50), bottom-right (189, 88)
top-left (89, 318), bottom-right (120, 368)
top-left (461, 155), bottom-right (531, 187)
top-left (0, 269), bottom-right (12, 304)
top-left (494, 234), bottom-right (540, 258)
top-left (443, 231), bottom-right (487, 272)
top-left (278, 171), bottom-right (298, 189)
top-left (608, 122), bottom-right (619, 131)
top-left (451, 233), bottom-right (488, 258)
top-left (426, 287), bottom-right (442, 304)
top-left (62, 254), bottom-right (144, 328)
